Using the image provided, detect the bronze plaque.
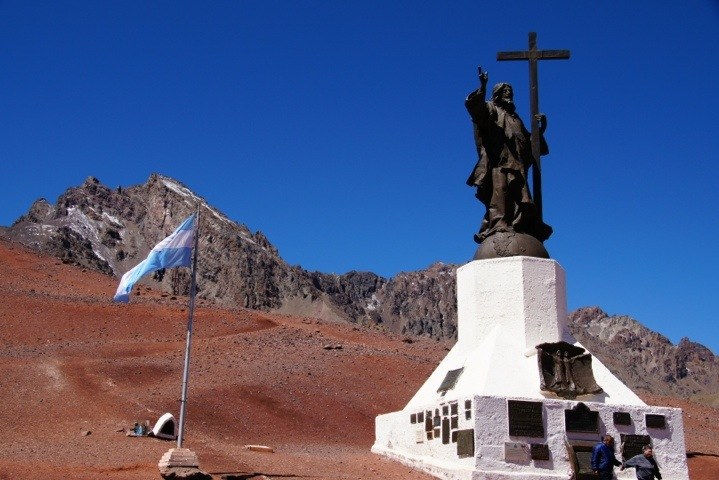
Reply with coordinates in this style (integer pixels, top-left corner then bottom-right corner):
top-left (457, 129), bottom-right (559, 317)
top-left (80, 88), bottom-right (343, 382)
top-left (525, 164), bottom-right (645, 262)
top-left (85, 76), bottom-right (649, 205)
top-left (574, 449), bottom-right (594, 478)
top-left (613, 411), bottom-right (631, 425)
top-left (456, 429), bottom-right (474, 458)
top-left (508, 400), bottom-right (545, 438)
top-left (437, 368), bottom-right (464, 393)
top-left (621, 434), bottom-right (651, 461)
top-left (504, 442), bottom-right (530, 463)
top-left (565, 403), bottom-right (599, 433)
top-left (646, 414), bottom-right (666, 429)
top-left (536, 341), bottom-right (603, 398)
top-left (572, 445), bottom-right (599, 480)
top-left (442, 418), bottom-right (450, 444)
top-left (530, 443), bottom-right (550, 461)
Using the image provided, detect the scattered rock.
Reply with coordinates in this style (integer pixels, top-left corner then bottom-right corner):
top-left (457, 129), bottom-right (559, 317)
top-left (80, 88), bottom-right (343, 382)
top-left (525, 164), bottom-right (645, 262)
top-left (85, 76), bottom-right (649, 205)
top-left (244, 444), bottom-right (274, 453)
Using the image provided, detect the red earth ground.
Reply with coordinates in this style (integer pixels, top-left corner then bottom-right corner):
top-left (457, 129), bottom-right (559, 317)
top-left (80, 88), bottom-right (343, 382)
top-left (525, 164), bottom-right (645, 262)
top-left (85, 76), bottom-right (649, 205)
top-left (0, 238), bottom-right (716, 479)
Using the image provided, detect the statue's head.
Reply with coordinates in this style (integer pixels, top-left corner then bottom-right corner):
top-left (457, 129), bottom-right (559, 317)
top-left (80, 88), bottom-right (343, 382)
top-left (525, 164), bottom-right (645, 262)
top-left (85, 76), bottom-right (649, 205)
top-left (492, 83), bottom-right (514, 108)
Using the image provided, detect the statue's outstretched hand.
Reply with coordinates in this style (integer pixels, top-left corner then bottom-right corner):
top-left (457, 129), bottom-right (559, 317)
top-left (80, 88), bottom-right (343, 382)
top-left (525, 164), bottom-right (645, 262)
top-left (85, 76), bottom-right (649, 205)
top-left (477, 66), bottom-right (488, 86)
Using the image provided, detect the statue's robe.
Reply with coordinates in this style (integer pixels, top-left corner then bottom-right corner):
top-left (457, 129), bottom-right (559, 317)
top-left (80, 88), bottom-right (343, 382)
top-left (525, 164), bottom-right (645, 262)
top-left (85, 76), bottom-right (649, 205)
top-left (465, 89), bottom-right (551, 243)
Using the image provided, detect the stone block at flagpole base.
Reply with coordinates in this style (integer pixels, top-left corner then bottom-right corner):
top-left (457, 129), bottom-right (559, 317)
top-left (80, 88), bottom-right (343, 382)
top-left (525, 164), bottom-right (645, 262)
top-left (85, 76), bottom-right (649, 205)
top-left (158, 448), bottom-right (211, 480)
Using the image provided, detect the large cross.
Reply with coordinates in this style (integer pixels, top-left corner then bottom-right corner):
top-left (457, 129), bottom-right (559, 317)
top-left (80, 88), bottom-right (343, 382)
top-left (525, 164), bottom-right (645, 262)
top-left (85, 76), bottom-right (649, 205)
top-left (497, 32), bottom-right (569, 222)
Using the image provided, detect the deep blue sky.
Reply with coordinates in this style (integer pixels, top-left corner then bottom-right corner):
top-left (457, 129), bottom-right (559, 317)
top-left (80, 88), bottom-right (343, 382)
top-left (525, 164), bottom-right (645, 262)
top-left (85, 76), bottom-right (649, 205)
top-left (1, 1), bottom-right (717, 353)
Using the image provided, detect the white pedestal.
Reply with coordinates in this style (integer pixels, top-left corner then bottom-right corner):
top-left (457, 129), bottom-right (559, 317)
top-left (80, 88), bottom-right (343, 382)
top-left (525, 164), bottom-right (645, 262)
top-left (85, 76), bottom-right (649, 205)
top-left (372, 257), bottom-right (689, 480)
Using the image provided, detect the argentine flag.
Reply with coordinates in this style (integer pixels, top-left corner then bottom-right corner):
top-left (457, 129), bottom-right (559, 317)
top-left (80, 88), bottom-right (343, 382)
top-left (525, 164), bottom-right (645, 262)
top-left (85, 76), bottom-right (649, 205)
top-left (113, 213), bottom-right (197, 303)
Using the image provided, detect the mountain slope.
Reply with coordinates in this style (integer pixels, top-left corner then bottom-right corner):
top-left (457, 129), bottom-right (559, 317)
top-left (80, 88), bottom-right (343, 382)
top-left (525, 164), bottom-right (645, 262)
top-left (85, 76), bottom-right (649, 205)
top-left (4, 175), bottom-right (371, 321)
top-left (2, 174), bottom-right (457, 338)
top-left (569, 307), bottom-right (719, 406)
top-left (0, 234), bottom-right (717, 480)
top-left (2, 173), bottom-right (717, 407)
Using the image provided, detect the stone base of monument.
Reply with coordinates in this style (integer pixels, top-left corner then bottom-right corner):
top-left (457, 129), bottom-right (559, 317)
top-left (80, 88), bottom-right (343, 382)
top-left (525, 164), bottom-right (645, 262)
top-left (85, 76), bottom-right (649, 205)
top-left (372, 257), bottom-right (690, 480)
top-left (158, 448), bottom-right (211, 480)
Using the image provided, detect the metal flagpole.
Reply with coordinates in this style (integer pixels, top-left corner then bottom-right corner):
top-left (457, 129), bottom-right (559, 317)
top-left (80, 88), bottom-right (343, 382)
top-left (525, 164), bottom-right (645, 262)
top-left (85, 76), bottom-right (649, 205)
top-left (176, 206), bottom-right (200, 449)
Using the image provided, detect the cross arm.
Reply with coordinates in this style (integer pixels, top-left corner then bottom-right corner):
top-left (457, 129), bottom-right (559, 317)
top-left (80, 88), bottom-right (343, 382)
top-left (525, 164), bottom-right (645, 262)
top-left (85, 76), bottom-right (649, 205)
top-left (497, 50), bottom-right (570, 61)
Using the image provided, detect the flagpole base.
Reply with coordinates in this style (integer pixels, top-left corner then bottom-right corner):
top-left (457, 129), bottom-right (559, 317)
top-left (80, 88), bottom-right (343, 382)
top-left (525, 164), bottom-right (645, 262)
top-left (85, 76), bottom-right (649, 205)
top-left (158, 448), bottom-right (211, 480)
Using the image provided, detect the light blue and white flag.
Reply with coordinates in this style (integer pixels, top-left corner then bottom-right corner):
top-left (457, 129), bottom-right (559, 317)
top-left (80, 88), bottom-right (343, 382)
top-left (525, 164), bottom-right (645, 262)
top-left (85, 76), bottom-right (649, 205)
top-left (113, 214), bottom-right (197, 303)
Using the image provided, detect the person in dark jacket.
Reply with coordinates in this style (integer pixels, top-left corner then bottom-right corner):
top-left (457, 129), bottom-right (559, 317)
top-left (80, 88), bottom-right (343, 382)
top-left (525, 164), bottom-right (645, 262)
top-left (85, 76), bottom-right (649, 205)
top-left (621, 445), bottom-right (662, 480)
top-left (591, 435), bottom-right (621, 480)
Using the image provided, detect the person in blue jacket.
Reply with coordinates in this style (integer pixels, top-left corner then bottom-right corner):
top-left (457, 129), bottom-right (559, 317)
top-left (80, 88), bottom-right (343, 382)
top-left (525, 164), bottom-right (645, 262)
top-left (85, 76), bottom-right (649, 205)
top-left (621, 445), bottom-right (662, 480)
top-left (591, 435), bottom-right (622, 479)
